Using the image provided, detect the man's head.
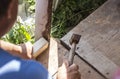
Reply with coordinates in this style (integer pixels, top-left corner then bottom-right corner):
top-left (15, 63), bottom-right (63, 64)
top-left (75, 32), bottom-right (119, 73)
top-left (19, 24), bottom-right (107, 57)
top-left (0, 0), bottom-right (18, 37)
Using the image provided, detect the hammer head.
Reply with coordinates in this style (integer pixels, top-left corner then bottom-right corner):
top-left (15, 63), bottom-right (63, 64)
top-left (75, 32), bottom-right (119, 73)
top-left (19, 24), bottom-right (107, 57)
top-left (69, 34), bottom-right (81, 45)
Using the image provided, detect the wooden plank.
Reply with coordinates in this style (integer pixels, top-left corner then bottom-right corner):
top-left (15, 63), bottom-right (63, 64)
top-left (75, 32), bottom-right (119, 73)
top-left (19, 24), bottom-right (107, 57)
top-left (35, 0), bottom-right (52, 41)
top-left (61, 32), bottom-right (119, 79)
top-left (48, 38), bottom-right (58, 75)
top-left (37, 39), bottom-right (105, 79)
top-left (74, 56), bottom-right (105, 79)
top-left (61, 0), bottom-right (120, 79)
top-left (33, 37), bottom-right (48, 58)
top-left (35, 0), bottom-right (48, 40)
top-left (36, 38), bottom-right (59, 76)
top-left (57, 43), bottom-right (105, 79)
top-left (36, 48), bottom-right (49, 69)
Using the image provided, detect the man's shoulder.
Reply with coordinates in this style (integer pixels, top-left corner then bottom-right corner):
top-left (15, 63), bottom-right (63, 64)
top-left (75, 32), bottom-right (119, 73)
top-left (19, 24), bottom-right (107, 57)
top-left (0, 49), bottom-right (52, 79)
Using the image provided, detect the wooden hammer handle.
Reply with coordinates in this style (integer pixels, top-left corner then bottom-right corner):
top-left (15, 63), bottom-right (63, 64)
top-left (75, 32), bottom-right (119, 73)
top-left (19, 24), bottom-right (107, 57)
top-left (68, 42), bottom-right (76, 66)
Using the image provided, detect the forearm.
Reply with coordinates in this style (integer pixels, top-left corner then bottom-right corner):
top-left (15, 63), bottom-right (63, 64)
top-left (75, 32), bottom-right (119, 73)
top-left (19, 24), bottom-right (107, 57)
top-left (0, 40), bottom-right (22, 55)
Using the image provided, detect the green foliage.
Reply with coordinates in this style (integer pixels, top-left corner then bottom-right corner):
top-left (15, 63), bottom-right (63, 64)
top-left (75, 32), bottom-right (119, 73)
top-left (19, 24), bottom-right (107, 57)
top-left (1, 18), bottom-right (35, 44)
top-left (2, 0), bottom-right (35, 44)
top-left (3, 0), bottom-right (106, 44)
top-left (19, 0), bottom-right (35, 15)
top-left (51, 0), bottom-right (106, 38)
top-left (26, 0), bottom-right (35, 14)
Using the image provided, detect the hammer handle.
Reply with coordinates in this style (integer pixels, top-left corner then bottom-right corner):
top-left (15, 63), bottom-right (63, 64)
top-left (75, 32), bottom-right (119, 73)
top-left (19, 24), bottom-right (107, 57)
top-left (68, 42), bottom-right (76, 66)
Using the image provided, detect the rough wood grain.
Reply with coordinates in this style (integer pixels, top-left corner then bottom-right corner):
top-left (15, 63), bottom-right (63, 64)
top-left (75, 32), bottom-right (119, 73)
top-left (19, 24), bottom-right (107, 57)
top-left (35, 0), bottom-right (52, 41)
top-left (57, 43), bottom-right (105, 79)
top-left (48, 38), bottom-right (58, 75)
top-left (61, 0), bottom-right (120, 79)
top-left (61, 32), bottom-right (119, 79)
top-left (35, 0), bottom-right (48, 40)
top-left (37, 39), bottom-right (105, 79)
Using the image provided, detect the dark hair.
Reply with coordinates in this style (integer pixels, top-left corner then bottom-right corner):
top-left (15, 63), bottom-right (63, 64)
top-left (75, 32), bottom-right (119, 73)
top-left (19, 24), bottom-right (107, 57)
top-left (0, 0), bottom-right (12, 16)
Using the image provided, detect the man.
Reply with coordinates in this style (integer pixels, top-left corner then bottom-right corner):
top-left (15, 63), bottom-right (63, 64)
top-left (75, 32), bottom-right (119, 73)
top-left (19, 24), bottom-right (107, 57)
top-left (0, 0), bottom-right (80, 79)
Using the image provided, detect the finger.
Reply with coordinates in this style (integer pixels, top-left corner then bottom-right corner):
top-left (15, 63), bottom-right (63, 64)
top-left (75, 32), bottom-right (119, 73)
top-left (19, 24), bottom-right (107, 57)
top-left (69, 71), bottom-right (81, 79)
top-left (27, 53), bottom-right (32, 59)
top-left (62, 59), bottom-right (69, 67)
top-left (68, 64), bottom-right (79, 72)
top-left (76, 71), bottom-right (81, 79)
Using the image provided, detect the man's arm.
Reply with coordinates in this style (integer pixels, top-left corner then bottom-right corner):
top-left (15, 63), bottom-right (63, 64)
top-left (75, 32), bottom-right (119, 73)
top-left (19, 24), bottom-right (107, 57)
top-left (0, 40), bottom-right (33, 59)
top-left (0, 40), bottom-right (22, 54)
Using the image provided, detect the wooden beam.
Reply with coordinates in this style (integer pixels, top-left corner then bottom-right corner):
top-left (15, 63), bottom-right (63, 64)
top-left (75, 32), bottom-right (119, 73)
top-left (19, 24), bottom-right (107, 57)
top-left (35, 0), bottom-right (53, 41)
top-left (48, 38), bottom-right (58, 75)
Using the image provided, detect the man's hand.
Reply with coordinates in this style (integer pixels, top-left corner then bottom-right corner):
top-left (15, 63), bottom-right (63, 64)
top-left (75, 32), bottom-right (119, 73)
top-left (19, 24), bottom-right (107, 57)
top-left (57, 60), bottom-right (81, 79)
top-left (19, 42), bottom-right (33, 59)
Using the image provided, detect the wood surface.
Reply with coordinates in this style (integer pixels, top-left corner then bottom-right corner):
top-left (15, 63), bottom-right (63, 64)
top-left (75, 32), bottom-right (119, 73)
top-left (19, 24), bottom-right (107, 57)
top-left (61, 0), bottom-right (120, 79)
top-left (33, 37), bottom-right (48, 58)
top-left (37, 38), bottom-right (105, 79)
top-left (48, 38), bottom-right (58, 75)
top-left (35, 0), bottom-right (52, 41)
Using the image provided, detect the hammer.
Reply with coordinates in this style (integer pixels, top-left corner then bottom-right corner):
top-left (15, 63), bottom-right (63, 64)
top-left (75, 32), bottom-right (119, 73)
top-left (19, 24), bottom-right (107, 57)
top-left (68, 34), bottom-right (81, 65)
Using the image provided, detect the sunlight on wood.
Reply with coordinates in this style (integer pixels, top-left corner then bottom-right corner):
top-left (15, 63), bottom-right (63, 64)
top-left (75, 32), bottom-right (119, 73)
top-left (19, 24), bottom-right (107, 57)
top-left (48, 38), bottom-right (58, 75)
top-left (35, 0), bottom-right (48, 40)
top-left (33, 37), bottom-right (48, 58)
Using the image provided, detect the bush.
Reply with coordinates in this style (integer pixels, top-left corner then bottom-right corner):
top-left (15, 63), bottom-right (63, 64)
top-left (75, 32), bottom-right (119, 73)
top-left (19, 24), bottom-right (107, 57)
top-left (51, 0), bottom-right (106, 38)
top-left (1, 17), bottom-right (35, 44)
top-left (2, 0), bottom-right (106, 44)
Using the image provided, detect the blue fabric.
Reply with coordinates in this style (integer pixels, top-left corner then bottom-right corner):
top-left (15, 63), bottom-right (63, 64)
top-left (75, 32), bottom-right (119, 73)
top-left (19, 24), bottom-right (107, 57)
top-left (0, 48), bottom-right (53, 79)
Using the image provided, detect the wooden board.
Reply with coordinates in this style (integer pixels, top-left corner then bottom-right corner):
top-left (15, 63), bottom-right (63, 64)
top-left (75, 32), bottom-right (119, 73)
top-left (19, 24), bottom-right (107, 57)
top-left (57, 43), bottom-right (105, 79)
top-left (33, 37), bottom-right (48, 58)
top-left (35, 0), bottom-right (52, 41)
top-left (35, 0), bottom-right (49, 40)
top-left (48, 38), bottom-right (58, 75)
top-left (37, 38), bottom-right (105, 79)
top-left (61, 0), bottom-right (120, 79)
